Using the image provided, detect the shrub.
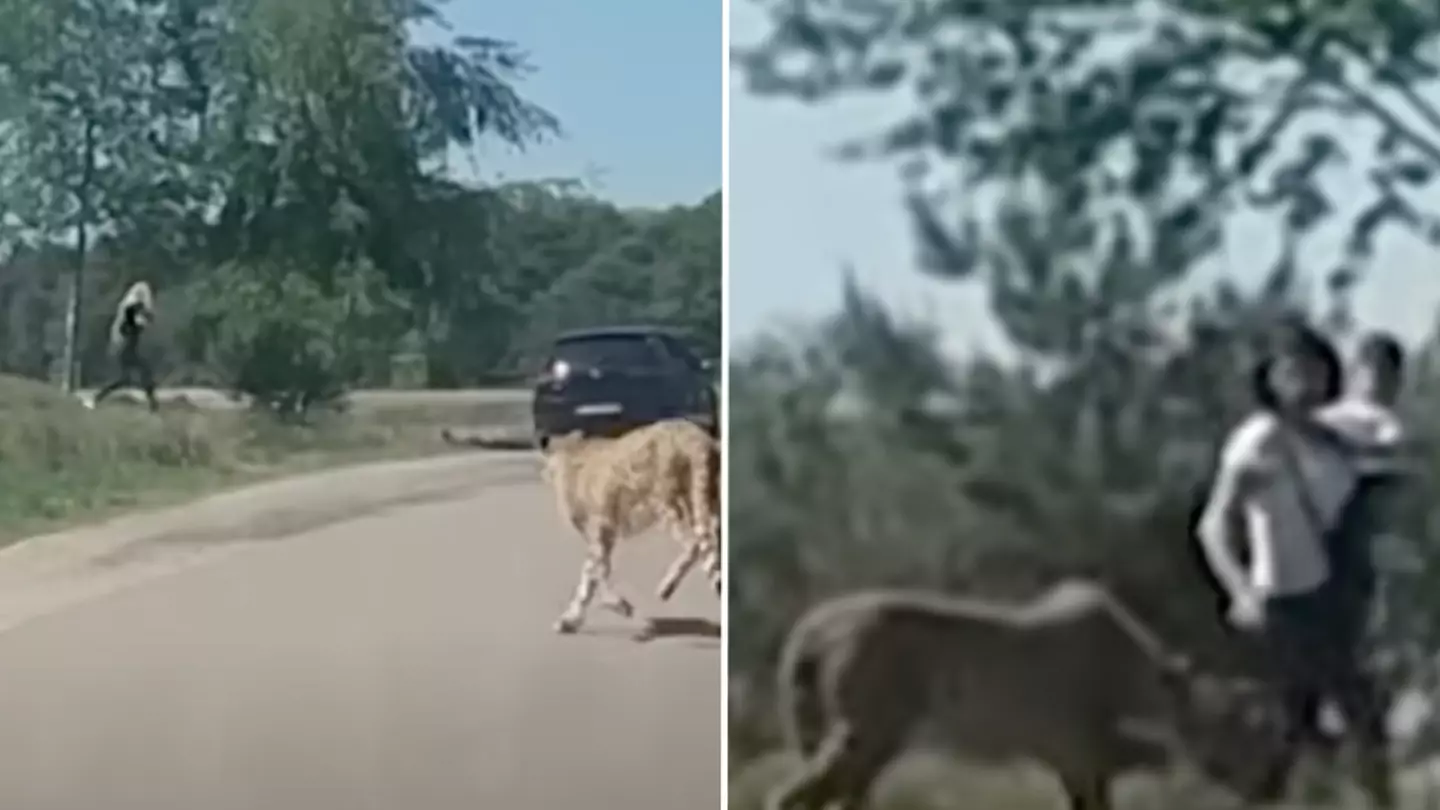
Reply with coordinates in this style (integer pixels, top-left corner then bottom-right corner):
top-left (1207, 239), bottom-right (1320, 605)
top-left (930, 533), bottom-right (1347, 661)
top-left (187, 262), bottom-right (355, 418)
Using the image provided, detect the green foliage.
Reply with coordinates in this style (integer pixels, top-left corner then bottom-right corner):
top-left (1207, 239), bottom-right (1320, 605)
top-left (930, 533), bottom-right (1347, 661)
top-left (0, 371), bottom-right (533, 541)
top-left (730, 272), bottom-right (1440, 768)
top-left (726, 181), bottom-right (1440, 771)
top-left (0, 0), bottom-right (721, 394)
top-left (732, 0), bottom-right (1440, 310)
top-left (732, 0), bottom-right (1440, 794)
top-left (188, 262), bottom-right (354, 416)
top-left (514, 192), bottom-right (723, 365)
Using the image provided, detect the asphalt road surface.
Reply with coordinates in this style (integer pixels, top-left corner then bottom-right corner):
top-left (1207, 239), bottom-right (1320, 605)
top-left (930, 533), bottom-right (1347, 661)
top-left (0, 459), bottom-right (720, 810)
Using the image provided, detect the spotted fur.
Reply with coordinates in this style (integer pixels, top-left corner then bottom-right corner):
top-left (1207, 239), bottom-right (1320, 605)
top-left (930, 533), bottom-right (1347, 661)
top-left (540, 418), bottom-right (721, 637)
top-left (767, 580), bottom-right (1289, 810)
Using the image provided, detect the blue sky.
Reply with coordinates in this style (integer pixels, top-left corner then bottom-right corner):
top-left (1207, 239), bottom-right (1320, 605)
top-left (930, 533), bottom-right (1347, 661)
top-left (425, 0), bottom-right (721, 208)
top-left (729, 2), bottom-right (1440, 357)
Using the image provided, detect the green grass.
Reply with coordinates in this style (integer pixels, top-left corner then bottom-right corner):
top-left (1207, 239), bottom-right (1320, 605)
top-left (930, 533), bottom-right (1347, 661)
top-left (0, 375), bottom-right (530, 543)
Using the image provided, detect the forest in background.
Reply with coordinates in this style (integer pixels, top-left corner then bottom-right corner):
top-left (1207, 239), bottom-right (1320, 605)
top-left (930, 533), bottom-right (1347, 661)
top-left (0, 0), bottom-right (720, 409)
top-left (729, 0), bottom-right (1440, 779)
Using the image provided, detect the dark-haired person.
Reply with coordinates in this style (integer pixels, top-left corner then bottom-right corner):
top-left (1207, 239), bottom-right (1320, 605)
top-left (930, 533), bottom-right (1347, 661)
top-left (1194, 320), bottom-right (1392, 806)
top-left (1315, 332), bottom-right (1408, 606)
top-left (1302, 332), bottom-right (1410, 779)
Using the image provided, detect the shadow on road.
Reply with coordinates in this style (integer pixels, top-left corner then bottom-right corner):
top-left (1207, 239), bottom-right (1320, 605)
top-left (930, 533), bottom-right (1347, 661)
top-left (639, 616), bottom-right (722, 642)
top-left (581, 616), bottom-right (722, 644)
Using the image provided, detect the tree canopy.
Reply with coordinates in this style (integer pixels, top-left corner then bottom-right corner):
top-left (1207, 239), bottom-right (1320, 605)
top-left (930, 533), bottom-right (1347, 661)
top-left (0, 0), bottom-right (720, 408)
top-left (735, 0), bottom-right (1440, 321)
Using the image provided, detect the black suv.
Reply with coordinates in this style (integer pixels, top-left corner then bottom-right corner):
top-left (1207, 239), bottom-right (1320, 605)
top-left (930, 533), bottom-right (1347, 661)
top-left (531, 325), bottom-right (717, 448)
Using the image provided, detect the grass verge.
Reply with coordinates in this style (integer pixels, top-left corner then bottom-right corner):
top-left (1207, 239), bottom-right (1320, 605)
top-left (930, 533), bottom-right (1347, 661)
top-left (0, 375), bottom-right (530, 544)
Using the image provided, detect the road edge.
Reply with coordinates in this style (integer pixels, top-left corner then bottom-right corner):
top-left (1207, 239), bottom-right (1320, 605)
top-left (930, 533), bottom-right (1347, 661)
top-left (0, 450), bottom-right (539, 636)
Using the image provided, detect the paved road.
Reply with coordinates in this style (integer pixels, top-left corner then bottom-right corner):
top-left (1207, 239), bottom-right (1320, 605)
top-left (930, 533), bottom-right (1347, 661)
top-left (0, 460), bottom-right (720, 810)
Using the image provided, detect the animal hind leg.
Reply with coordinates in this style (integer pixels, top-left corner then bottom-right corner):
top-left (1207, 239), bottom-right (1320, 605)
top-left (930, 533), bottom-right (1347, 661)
top-left (765, 724), bottom-right (891, 810)
top-left (656, 540), bottom-right (702, 602)
top-left (823, 742), bottom-right (895, 810)
top-left (1059, 773), bottom-right (1112, 810)
top-left (656, 503), bottom-right (701, 601)
top-left (700, 530), bottom-right (721, 597)
top-left (595, 555), bottom-right (636, 619)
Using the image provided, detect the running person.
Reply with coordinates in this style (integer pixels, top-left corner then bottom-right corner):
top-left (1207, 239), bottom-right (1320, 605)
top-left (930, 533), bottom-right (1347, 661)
top-left (89, 281), bottom-right (159, 412)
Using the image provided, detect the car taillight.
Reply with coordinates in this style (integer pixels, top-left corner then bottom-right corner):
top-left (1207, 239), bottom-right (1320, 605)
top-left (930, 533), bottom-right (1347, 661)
top-left (538, 360), bottom-right (572, 388)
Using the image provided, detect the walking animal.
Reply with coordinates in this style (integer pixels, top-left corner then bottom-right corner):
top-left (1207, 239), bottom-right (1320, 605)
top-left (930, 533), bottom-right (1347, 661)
top-left (766, 580), bottom-right (1290, 810)
top-left (90, 281), bottom-right (159, 411)
top-left (539, 419), bottom-right (721, 637)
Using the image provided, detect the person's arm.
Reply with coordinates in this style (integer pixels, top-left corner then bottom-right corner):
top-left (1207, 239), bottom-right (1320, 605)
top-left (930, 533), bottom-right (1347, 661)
top-left (1196, 469), bottom-right (1254, 602)
top-left (125, 303), bottom-right (150, 329)
top-left (1195, 418), bottom-right (1272, 603)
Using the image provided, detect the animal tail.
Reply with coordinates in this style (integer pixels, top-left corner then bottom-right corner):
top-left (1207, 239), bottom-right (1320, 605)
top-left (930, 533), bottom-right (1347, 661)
top-left (775, 628), bottom-right (827, 757)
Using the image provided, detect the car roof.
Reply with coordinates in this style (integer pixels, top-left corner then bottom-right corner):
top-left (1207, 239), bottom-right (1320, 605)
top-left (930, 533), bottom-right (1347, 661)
top-left (552, 325), bottom-right (691, 343)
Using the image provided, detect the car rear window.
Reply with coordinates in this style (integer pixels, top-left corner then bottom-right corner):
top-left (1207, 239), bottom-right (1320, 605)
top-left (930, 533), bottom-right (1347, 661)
top-left (551, 335), bottom-right (663, 371)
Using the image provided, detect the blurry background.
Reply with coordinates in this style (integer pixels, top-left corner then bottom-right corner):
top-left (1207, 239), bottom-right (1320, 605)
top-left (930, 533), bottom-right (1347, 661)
top-left (727, 0), bottom-right (1440, 805)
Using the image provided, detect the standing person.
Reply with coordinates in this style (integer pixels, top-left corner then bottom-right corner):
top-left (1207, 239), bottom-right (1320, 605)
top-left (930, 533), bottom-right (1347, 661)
top-left (89, 281), bottom-right (159, 412)
top-left (1193, 319), bottom-right (1393, 806)
top-left (1307, 332), bottom-right (1410, 751)
top-left (1313, 332), bottom-right (1408, 623)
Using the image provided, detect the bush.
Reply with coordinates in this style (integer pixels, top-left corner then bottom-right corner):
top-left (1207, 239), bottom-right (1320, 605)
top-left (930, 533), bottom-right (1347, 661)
top-left (727, 276), bottom-right (1440, 777)
top-left (187, 262), bottom-right (356, 417)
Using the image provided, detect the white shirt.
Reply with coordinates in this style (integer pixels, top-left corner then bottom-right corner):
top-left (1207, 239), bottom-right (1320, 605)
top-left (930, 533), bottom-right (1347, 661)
top-left (1315, 397), bottom-right (1406, 476)
top-left (1198, 412), bottom-right (1356, 599)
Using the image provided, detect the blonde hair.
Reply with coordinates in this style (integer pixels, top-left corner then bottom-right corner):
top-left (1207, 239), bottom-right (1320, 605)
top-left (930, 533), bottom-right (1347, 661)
top-left (110, 281), bottom-right (155, 346)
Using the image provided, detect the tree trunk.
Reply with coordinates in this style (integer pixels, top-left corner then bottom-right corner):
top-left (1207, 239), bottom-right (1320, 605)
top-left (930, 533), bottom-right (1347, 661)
top-left (62, 120), bottom-right (97, 393)
top-left (60, 266), bottom-right (79, 392)
top-left (61, 219), bottom-right (91, 393)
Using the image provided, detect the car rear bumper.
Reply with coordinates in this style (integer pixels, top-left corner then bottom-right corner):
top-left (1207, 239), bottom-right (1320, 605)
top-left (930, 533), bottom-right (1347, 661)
top-left (533, 402), bottom-right (715, 442)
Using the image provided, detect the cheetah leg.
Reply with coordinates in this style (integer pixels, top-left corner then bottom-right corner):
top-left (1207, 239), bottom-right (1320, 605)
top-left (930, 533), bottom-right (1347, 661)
top-left (656, 540), bottom-right (702, 602)
top-left (765, 725), bottom-right (893, 810)
top-left (554, 528), bottom-right (614, 634)
top-left (655, 503), bottom-right (703, 601)
top-left (596, 563), bottom-right (635, 618)
top-left (700, 531), bottom-right (721, 597)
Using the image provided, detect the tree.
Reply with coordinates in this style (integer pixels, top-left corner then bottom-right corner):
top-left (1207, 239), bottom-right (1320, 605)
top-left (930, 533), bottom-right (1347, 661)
top-left (0, 0), bottom-right (721, 399)
top-left (201, 0), bottom-right (561, 386)
top-left (729, 0), bottom-right (1440, 762)
top-left (515, 191), bottom-right (723, 364)
top-left (0, 0), bottom-right (565, 393)
top-left (0, 0), bottom-right (172, 390)
top-left (417, 179), bottom-right (635, 385)
top-left (733, 0), bottom-right (1440, 315)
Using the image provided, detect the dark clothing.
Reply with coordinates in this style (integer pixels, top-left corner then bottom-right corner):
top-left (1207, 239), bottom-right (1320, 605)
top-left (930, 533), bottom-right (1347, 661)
top-left (115, 303), bottom-right (146, 352)
top-left (1325, 473), bottom-right (1399, 610)
top-left (93, 303), bottom-right (157, 411)
top-left (1259, 469), bottom-right (1398, 807)
top-left (1263, 585), bottom-right (1393, 806)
